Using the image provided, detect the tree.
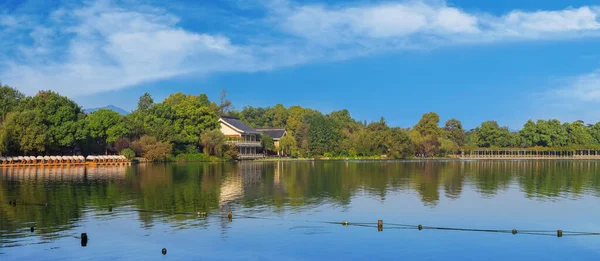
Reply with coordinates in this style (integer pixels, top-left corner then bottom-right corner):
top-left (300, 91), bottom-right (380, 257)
top-left (444, 118), bottom-right (466, 146)
top-left (305, 113), bottom-right (340, 156)
top-left (472, 121), bottom-right (514, 147)
top-left (131, 136), bottom-right (172, 162)
top-left (137, 92), bottom-right (154, 111)
top-left (590, 122), bottom-right (600, 144)
top-left (261, 134), bottom-right (275, 154)
top-left (219, 88), bottom-right (233, 115)
top-left (415, 112), bottom-right (441, 137)
top-left (120, 148), bottom-right (136, 160)
top-left (18, 91), bottom-right (86, 152)
top-left (0, 84), bottom-right (24, 123)
top-left (565, 121), bottom-right (594, 146)
top-left (200, 129), bottom-right (226, 156)
top-left (279, 130), bottom-right (297, 156)
top-left (388, 128), bottom-right (414, 159)
top-left (85, 109), bottom-right (131, 153)
top-left (0, 111), bottom-right (47, 155)
top-left (412, 112), bottom-right (442, 156)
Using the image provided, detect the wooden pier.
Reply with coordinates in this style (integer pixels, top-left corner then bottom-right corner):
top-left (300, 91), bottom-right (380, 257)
top-left (460, 149), bottom-right (600, 160)
top-left (0, 155), bottom-right (131, 168)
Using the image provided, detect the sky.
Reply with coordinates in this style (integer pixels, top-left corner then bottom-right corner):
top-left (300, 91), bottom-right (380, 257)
top-left (1, 0), bottom-right (600, 129)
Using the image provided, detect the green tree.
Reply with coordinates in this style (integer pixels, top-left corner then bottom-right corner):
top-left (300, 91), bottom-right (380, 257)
top-left (565, 121), bottom-right (594, 146)
top-left (472, 121), bottom-right (514, 147)
top-left (200, 129), bottom-right (226, 156)
top-left (444, 118), bottom-right (466, 146)
top-left (261, 134), bottom-right (275, 153)
top-left (411, 112), bottom-right (442, 156)
top-left (305, 113), bottom-right (340, 156)
top-left (86, 109), bottom-right (131, 153)
top-left (137, 92), bottom-right (154, 112)
top-left (279, 130), bottom-right (298, 156)
top-left (388, 128), bottom-right (414, 159)
top-left (131, 135), bottom-right (172, 162)
top-left (121, 148), bottom-right (136, 160)
top-left (0, 84), bottom-right (24, 123)
top-left (18, 91), bottom-right (86, 152)
top-left (415, 112), bottom-right (441, 137)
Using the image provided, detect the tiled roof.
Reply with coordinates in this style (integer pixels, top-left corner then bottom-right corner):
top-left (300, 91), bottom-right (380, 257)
top-left (220, 116), bottom-right (260, 134)
top-left (256, 128), bottom-right (286, 139)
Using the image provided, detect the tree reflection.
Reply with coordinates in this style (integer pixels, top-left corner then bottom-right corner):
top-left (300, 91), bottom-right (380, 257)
top-left (2, 160), bottom-right (600, 242)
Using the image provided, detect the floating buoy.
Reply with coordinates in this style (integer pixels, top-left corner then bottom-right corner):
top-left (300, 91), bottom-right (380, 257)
top-left (342, 221), bottom-right (349, 226)
top-left (162, 248), bottom-right (167, 255)
top-left (30, 226), bottom-right (35, 232)
top-left (81, 233), bottom-right (88, 247)
top-left (512, 229), bottom-right (517, 235)
top-left (378, 220), bottom-right (383, 232)
top-left (108, 206), bottom-right (113, 212)
top-left (557, 230), bottom-right (563, 238)
top-left (418, 225), bottom-right (423, 231)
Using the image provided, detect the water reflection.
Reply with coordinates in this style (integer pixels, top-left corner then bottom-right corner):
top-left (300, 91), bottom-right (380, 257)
top-left (2, 160), bottom-right (600, 248)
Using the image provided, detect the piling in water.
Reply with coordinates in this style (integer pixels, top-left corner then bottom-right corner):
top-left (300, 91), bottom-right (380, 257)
top-left (228, 212), bottom-right (233, 221)
top-left (557, 230), bottom-right (563, 238)
top-left (378, 220), bottom-right (383, 232)
top-left (418, 225), bottom-right (423, 231)
top-left (512, 229), bottom-right (517, 235)
top-left (81, 233), bottom-right (88, 247)
top-left (108, 206), bottom-right (113, 212)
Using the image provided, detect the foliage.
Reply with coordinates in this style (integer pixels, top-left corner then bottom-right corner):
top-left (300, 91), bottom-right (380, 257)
top-left (171, 153), bottom-right (212, 162)
top-left (120, 148), bottom-right (136, 160)
top-left (200, 129), bottom-right (226, 156)
top-left (0, 84), bottom-right (25, 122)
top-left (261, 134), bottom-right (275, 152)
top-left (86, 109), bottom-right (130, 150)
top-left (411, 112), bottom-right (442, 155)
top-left (471, 121), bottom-right (514, 148)
top-left (278, 130), bottom-right (297, 156)
top-left (2, 83), bottom-right (600, 158)
top-left (132, 135), bottom-right (172, 162)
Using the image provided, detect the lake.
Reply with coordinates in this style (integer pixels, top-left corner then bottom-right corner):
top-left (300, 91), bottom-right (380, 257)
top-left (1, 160), bottom-right (600, 260)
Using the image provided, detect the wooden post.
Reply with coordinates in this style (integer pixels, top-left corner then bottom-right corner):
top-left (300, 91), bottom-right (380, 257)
top-left (377, 220), bottom-right (383, 231)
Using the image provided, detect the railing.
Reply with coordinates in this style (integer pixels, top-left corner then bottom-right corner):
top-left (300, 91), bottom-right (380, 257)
top-left (226, 140), bottom-right (261, 147)
top-left (238, 154), bottom-right (265, 159)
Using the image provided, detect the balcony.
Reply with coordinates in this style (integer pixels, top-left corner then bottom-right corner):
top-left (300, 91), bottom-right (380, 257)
top-left (226, 140), bottom-right (261, 147)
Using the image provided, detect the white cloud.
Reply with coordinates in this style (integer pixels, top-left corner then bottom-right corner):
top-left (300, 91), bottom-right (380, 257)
top-left (554, 71), bottom-right (600, 102)
top-left (275, 2), bottom-right (600, 45)
top-left (1, 0), bottom-right (600, 98)
top-left (0, 0), bottom-right (263, 97)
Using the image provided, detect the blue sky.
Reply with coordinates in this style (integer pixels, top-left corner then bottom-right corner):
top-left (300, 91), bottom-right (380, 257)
top-left (1, 0), bottom-right (600, 129)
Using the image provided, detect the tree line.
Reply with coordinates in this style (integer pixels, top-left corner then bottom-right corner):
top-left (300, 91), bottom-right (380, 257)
top-left (1, 84), bottom-right (600, 160)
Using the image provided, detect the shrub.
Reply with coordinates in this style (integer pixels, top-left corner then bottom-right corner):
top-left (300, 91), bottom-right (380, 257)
top-left (121, 148), bottom-right (136, 160)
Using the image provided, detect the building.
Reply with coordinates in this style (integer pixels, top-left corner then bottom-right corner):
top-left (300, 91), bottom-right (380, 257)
top-left (219, 116), bottom-right (263, 159)
top-left (255, 128), bottom-right (287, 156)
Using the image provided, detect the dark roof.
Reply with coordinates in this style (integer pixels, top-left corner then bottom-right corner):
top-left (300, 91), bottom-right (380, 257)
top-left (256, 128), bottom-right (286, 140)
top-left (220, 116), bottom-right (260, 134)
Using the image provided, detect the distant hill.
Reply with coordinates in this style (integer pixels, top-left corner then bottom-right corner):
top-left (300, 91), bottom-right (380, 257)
top-left (85, 105), bottom-right (129, 115)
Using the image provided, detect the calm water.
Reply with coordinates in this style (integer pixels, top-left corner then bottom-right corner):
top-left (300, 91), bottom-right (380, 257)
top-left (1, 160), bottom-right (600, 260)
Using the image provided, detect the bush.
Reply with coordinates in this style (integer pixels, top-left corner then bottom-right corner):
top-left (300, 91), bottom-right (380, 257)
top-left (131, 135), bottom-right (172, 162)
top-left (121, 148), bottom-right (136, 160)
top-left (222, 145), bottom-right (239, 161)
top-left (172, 153), bottom-right (211, 162)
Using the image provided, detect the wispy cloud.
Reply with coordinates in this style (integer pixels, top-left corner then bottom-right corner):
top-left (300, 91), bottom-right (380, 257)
top-left (1, 0), bottom-right (600, 97)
